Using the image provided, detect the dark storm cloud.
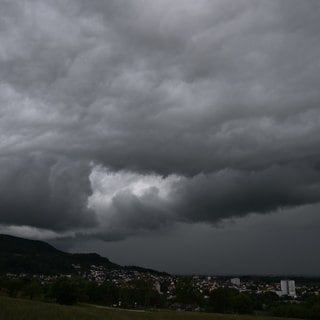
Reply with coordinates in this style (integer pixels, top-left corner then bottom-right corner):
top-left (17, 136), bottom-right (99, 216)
top-left (0, 154), bottom-right (96, 230)
top-left (172, 164), bottom-right (320, 223)
top-left (85, 163), bottom-right (320, 240)
top-left (1, 0), bottom-right (320, 240)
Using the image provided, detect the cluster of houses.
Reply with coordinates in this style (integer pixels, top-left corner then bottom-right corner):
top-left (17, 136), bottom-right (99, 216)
top-left (5, 265), bottom-right (320, 300)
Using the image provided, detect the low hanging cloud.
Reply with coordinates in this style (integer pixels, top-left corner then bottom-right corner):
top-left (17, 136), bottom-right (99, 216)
top-left (1, 0), bottom-right (320, 241)
top-left (86, 166), bottom-right (179, 240)
top-left (84, 163), bottom-right (320, 240)
top-left (0, 154), bottom-right (96, 231)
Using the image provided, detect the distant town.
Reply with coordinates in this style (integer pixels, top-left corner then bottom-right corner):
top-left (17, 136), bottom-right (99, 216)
top-left (1, 234), bottom-right (319, 318)
top-left (4, 264), bottom-right (320, 303)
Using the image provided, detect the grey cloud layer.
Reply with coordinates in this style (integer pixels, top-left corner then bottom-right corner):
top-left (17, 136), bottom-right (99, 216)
top-left (0, 154), bottom-right (95, 230)
top-left (1, 0), bottom-right (320, 238)
top-left (66, 203), bottom-right (320, 275)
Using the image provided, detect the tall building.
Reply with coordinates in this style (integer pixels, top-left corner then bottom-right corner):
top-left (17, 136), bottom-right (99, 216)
top-left (280, 280), bottom-right (296, 297)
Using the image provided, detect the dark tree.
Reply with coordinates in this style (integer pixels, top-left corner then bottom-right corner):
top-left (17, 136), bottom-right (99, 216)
top-left (50, 276), bottom-right (86, 305)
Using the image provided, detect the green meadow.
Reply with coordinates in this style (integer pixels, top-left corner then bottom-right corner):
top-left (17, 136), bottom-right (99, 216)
top-left (0, 296), bottom-right (298, 320)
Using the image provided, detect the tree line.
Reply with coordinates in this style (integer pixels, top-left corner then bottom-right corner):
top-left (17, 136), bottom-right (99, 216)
top-left (0, 276), bottom-right (319, 319)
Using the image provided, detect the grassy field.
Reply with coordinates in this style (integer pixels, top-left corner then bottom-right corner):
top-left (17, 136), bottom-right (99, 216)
top-left (0, 296), bottom-right (297, 320)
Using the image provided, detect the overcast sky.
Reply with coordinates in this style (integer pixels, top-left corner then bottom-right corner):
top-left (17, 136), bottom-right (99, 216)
top-left (1, 0), bottom-right (320, 275)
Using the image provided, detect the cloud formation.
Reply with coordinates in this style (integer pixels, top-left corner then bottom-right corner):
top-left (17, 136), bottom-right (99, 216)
top-left (1, 0), bottom-right (320, 241)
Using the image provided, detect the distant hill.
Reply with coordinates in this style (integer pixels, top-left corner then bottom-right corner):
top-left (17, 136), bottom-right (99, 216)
top-left (0, 234), bottom-right (164, 276)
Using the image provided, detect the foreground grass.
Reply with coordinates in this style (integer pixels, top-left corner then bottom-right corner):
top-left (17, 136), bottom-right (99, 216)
top-left (0, 296), bottom-right (297, 320)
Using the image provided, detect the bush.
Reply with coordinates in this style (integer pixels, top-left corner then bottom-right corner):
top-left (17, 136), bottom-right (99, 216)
top-left (50, 276), bottom-right (86, 305)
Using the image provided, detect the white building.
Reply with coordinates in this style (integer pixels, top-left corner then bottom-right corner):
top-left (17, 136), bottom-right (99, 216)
top-left (279, 280), bottom-right (296, 297)
top-left (154, 281), bottom-right (162, 294)
top-left (230, 278), bottom-right (241, 286)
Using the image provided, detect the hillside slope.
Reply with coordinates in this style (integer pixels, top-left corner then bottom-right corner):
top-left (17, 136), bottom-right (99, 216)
top-left (0, 296), bottom-right (298, 320)
top-left (0, 234), bottom-right (119, 275)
